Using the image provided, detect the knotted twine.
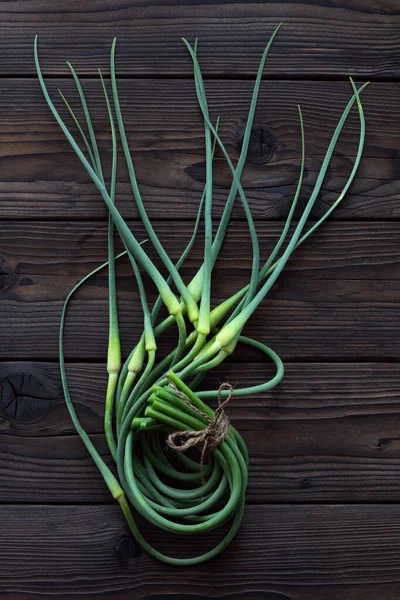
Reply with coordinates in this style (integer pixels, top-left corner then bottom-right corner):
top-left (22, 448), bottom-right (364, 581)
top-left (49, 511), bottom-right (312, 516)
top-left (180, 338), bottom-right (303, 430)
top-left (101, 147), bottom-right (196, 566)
top-left (166, 381), bottom-right (233, 485)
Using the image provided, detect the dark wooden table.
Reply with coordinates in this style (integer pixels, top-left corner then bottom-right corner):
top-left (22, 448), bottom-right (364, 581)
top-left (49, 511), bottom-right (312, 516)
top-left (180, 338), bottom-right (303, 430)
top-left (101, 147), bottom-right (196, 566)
top-left (1, 1), bottom-right (400, 598)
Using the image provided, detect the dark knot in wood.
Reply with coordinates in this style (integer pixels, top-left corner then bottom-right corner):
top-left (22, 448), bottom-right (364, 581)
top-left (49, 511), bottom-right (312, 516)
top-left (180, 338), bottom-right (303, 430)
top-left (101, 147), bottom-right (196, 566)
top-left (0, 367), bottom-right (53, 423)
top-left (0, 254), bottom-right (16, 291)
top-left (238, 124), bottom-right (276, 164)
top-left (115, 536), bottom-right (141, 564)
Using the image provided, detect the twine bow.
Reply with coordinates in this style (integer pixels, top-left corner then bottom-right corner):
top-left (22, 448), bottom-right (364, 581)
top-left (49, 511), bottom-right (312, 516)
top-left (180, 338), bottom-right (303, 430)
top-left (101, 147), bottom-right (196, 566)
top-left (166, 382), bottom-right (233, 485)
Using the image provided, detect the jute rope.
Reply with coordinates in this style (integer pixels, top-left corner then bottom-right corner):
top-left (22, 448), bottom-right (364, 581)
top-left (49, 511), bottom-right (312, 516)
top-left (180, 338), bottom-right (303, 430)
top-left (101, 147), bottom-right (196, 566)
top-left (166, 381), bottom-right (233, 485)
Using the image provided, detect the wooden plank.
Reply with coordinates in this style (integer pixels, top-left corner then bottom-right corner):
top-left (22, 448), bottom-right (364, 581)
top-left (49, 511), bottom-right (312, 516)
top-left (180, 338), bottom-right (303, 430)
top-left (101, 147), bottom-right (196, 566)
top-left (1, 361), bottom-right (400, 503)
top-left (3, 220), bottom-right (400, 279)
top-left (3, 220), bottom-right (400, 280)
top-left (2, 273), bottom-right (399, 359)
top-left (5, 361), bottom-right (400, 436)
top-left (2, 504), bottom-right (400, 599)
top-left (0, 78), bottom-right (398, 219)
top-left (1, 220), bottom-right (400, 359)
top-left (0, 1), bottom-right (399, 77)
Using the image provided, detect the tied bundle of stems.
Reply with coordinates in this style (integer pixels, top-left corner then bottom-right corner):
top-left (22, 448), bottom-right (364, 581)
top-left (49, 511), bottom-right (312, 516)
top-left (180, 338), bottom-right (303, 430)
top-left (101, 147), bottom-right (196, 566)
top-left (34, 24), bottom-right (368, 565)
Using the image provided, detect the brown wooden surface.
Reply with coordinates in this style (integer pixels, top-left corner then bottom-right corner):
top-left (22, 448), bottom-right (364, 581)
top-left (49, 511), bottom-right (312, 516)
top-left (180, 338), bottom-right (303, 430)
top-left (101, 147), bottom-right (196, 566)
top-left (2, 221), bottom-right (400, 360)
top-left (3, 504), bottom-right (400, 599)
top-left (2, 362), bottom-right (400, 504)
top-left (1, 0), bottom-right (400, 598)
top-left (0, 1), bottom-right (399, 77)
top-left (0, 78), bottom-right (397, 220)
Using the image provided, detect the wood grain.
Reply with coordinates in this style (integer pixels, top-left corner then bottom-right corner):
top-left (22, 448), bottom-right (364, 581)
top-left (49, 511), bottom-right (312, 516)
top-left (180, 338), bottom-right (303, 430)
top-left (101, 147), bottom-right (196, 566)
top-left (2, 504), bottom-right (400, 599)
top-left (0, 78), bottom-right (398, 220)
top-left (1, 361), bottom-right (400, 503)
top-left (1, 0), bottom-right (399, 596)
top-left (4, 361), bottom-right (400, 436)
top-left (0, 1), bottom-right (399, 77)
top-left (2, 220), bottom-right (400, 279)
top-left (1, 220), bottom-right (400, 360)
